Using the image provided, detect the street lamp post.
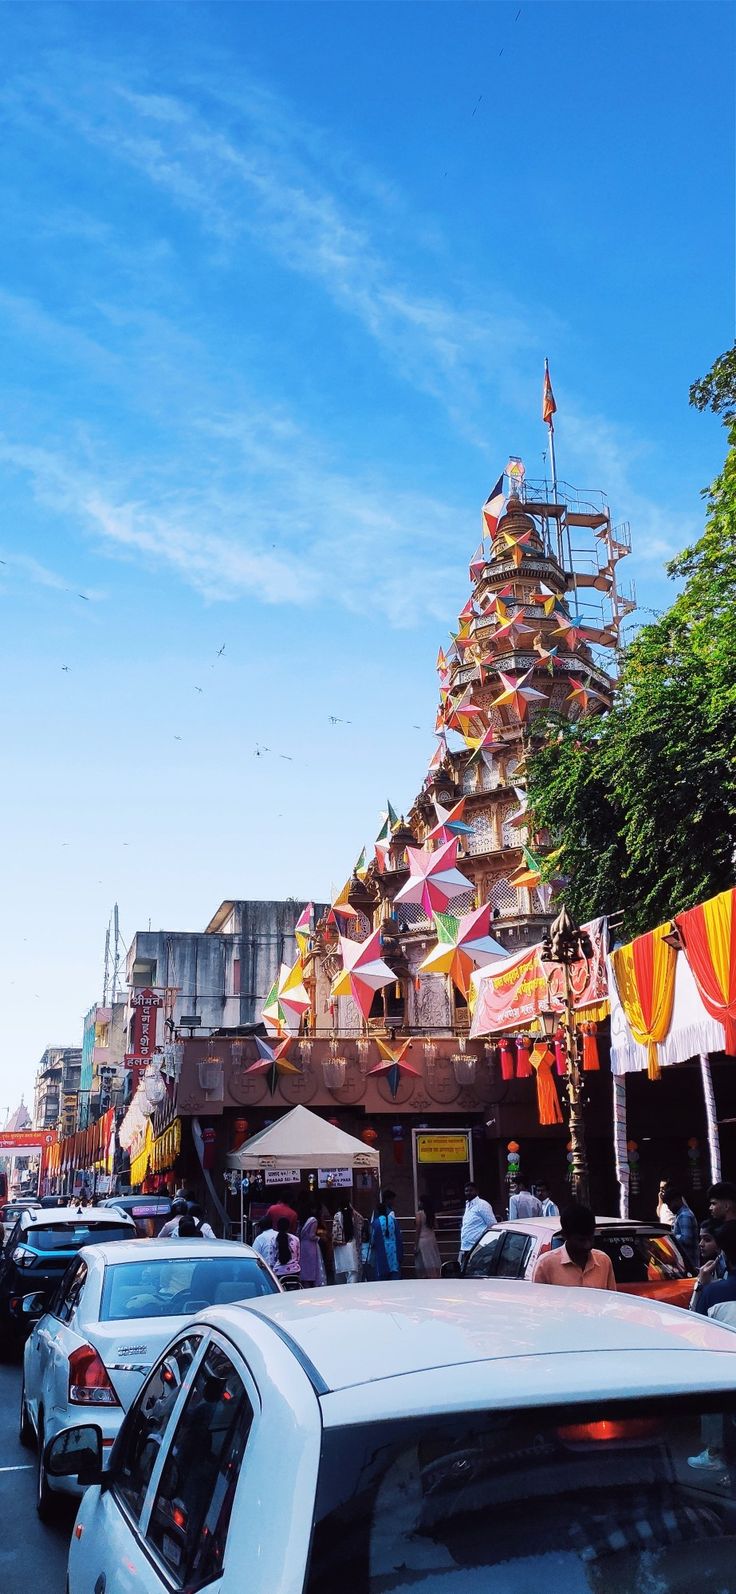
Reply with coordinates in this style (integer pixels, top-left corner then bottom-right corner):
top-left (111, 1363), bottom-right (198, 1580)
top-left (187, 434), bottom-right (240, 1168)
top-left (540, 906), bottom-right (594, 1208)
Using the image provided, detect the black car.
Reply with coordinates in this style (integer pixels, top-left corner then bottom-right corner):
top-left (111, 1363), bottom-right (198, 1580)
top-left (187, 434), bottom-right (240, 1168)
top-left (0, 1205), bottom-right (136, 1352)
top-left (98, 1194), bottom-right (173, 1237)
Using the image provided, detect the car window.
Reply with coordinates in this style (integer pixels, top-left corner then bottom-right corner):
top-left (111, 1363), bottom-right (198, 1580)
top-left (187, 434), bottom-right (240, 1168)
top-left (306, 1396), bottom-right (736, 1593)
top-left (146, 1339), bottom-right (254, 1588)
top-left (54, 1258), bottom-right (88, 1322)
top-left (495, 1231), bottom-right (533, 1278)
top-left (3, 1219), bottom-right (21, 1256)
top-left (100, 1256), bottom-right (277, 1321)
top-left (464, 1230), bottom-right (505, 1278)
top-left (25, 1222), bottom-right (132, 1251)
top-left (597, 1231), bottom-right (691, 1284)
top-left (113, 1335), bottom-right (202, 1525)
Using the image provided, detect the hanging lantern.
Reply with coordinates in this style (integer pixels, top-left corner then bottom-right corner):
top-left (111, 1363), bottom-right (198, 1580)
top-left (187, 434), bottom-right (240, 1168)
top-left (458, 1036), bottom-right (467, 1054)
top-left (515, 1034), bottom-right (532, 1079)
top-left (553, 1026), bottom-right (567, 1076)
top-left (423, 1038), bottom-right (439, 1081)
top-left (356, 1037), bottom-right (372, 1074)
top-left (322, 1055), bottom-right (347, 1090)
top-left (143, 1065), bottom-right (167, 1108)
top-left (499, 1038), bottom-right (515, 1080)
top-left (581, 1021), bottom-right (600, 1071)
top-left (329, 1037), bottom-right (340, 1060)
top-left (201, 1126), bottom-right (217, 1170)
top-left (299, 1038), bottom-right (313, 1067)
top-left (231, 1039), bottom-right (246, 1066)
top-left (233, 1117), bottom-right (249, 1148)
top-left (451, 1052), bottom-right (477, 1086)
top-left (361, 1126), bottom-right (378, 1146)
top-left (328, 1116), bottom-right (340, 1128)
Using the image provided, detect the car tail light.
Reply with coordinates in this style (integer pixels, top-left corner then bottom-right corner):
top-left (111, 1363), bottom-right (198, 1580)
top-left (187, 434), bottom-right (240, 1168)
top-left (557, 1418), bottom-right (662, 1444)
top-left (68, 1344), bottom-right (120, 1406)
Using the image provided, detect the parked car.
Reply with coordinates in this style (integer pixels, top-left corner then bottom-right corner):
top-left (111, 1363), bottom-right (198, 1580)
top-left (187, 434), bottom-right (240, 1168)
top-left (21, 1237), bottom-right (281, 1517)
top-left (447, 1216), bottom-right (697, 1308)
top-left (98, 1195), bottom-right (174, 1238)
top-left (38, 1194), bottom-right (78, 1209)
top-left (50, 1281), bottom-right (736, 1591)
top-left (0, 1198), bottom-right (41, 1243)
top-left (0, 1206), bottom-right (136, 1353)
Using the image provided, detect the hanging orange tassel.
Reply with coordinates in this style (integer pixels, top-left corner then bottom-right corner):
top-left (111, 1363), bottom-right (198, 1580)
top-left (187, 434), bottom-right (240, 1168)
top-left (582, 1021), bottom-right (600, 1071)
top-left (500, 1039), bottom-right (515, 1080)
top-left (530, 1044), bottom-right (564, 1125)
top-left (515, 1033), bottom-right (532, 1078)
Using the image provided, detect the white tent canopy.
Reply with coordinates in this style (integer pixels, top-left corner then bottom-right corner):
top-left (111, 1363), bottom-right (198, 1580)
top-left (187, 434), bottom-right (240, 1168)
top-left (225, 1104), bottom-right (380, 1172)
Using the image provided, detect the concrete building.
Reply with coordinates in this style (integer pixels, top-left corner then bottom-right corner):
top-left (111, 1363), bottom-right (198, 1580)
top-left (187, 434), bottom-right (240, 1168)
top-left (33, 1046), bottom-right (82, 1134)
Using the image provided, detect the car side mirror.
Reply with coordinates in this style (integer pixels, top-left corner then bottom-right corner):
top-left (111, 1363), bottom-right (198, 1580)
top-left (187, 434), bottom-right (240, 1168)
top-left (441, 1260), bottom-right (460, 1279)
top-left (21, 1291), bottom-right (46, 1320)
top-left (45, 1424), bottom-right (103, 1486)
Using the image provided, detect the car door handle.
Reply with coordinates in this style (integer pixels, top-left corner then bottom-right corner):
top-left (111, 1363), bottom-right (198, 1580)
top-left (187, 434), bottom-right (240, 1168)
top-left (94, 1576), bottom-right (106, 1594)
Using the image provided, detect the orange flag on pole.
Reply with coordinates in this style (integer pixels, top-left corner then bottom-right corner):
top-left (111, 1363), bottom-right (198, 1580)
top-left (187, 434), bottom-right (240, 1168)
top-left (542, 358), bottom-right (556, 428)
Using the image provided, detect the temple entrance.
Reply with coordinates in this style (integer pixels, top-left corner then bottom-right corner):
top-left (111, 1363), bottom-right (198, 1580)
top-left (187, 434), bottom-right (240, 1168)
top-left (411, 1128), bottom-right (474, 1269)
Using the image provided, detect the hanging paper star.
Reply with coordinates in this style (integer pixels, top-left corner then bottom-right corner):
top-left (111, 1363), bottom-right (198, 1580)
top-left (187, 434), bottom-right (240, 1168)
top-left (469, 543), bottom-right (486, 581)
top-left (247, 1035), bottom-right (301, 1096)
top-left (489, 609), bottom-right (533, 648)
top-left (553, 612), bottom-right (587, 650)
top-left (354, 847), bottom-right (368, 881)
top-left (369, 1038), bottom-right (421, 1099)
top-left (566, 678), bottom-right (602, 714)
top-left (505, 786), bottom-right (530, 829)
top-left (436, 646), bottom-right (448, 674)
top-left (482, 475), bottom-right (506, 538)
top-left (294, 903), bottom-right (313, 958)
top-left (328, 878), bottom-right (359, 925)
top-left (262, 958), bottom-right (312, 1035)
top-left (394, 837), bottom-right (471, 916)
top-left (527, 585), bottom-right (557, 615)
top-left (427, 735), bottom-right (447, 777)
top-left (330, 929), bottom-right (396, 1020)
top-left (428, 796), bottom-right (475, 843)
top-left (509, 846), bottom-right (545, 889)
top-left (462, 726), bottom-right (506, 762)
top-left (419, 904), bottom-right (506, 997)
top-left (457, 597), bottom-right (476, 625)
top-left (491, 668), bottom-right (547, 720)
top-left (499, 528), bottom-right (535, 567)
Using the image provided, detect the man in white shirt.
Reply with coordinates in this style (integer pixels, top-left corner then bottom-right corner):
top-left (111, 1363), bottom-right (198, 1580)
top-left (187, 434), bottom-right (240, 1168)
top-left (508, 1180), bottom-right (543, 1221)
top-left (459, 1182), bottom-right (496, 1264)
top-left (252, 1219), bottom-right (278, 1264)
top-left (535, 1182), bottom-right (560, 1218)
top-left (159, 1197), bottom-right (216, 1240)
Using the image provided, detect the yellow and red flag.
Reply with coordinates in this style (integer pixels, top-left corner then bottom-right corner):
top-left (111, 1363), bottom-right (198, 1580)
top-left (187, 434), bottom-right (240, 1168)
top-left (542, 358), bottom-right (557, 427)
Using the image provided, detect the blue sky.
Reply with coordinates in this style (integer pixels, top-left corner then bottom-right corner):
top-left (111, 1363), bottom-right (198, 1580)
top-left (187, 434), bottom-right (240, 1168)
top-left (1, 1), bottom-right (732, 1108)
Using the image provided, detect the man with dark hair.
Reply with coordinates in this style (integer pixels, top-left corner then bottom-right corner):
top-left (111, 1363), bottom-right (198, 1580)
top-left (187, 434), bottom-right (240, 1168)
top-left (459, 1181), bottom-right (496, 1265)
top-left (532, 1203), bottom-right (616, 1291)
top-left (663, 1183), bottom-right (699, 1272)
top-left (692, 1219), bottom-right (736, 1322)
top-left (708, 1182), bottom-right (736, 1225)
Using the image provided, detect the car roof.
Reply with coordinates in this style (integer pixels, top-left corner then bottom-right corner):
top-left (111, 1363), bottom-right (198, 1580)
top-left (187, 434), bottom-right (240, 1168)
top-left (82, 1238), bottom-right (261, 1265)
top-left (492, 1217), bottom-right (673, 1234)
top-left (21, 1205), bottom-right (136, 1228)
top-left (209, 1281), bottom-right (736, 1408)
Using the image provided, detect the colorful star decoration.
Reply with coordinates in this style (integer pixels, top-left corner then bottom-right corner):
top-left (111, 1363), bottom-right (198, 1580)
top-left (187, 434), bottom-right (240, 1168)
top-left (247, 1035), bottom-right (302, 1096)
top-left (262, 958), bottom-right (311, 1036)
top-left (419, 904), bottom-right (506, 997)
top-left (566, 678), bottom-right (602, 714)
top-left (491, 668), bottom-right (547, 720)
top-left (330, 929), bottom-right (397, 1020)
top-left (394, 837), bottom-right (471, 916)
top-left (369, 1038), bottom-right (421, 1099)
top-left (428, 796), bottom-right (475, 843)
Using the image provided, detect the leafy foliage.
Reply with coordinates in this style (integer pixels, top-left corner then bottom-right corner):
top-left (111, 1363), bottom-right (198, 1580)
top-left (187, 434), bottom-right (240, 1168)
top-left (528, 348), bottom-right (736, 938)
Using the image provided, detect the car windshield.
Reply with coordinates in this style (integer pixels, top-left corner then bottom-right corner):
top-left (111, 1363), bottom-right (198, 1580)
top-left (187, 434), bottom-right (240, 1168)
top-left (27, 1222), bottom-right (132, 1251)
top-left (99, 1256), bottom-right (277, 1320)
top-left (306, 1397), bottom-right (736, 1593)
top-left (551, 1229), bottom-right (692, 1283)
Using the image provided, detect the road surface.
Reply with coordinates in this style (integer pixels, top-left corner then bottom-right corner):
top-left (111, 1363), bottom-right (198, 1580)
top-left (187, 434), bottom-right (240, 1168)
top-left (0, 1359), bottom-right (70, 1591)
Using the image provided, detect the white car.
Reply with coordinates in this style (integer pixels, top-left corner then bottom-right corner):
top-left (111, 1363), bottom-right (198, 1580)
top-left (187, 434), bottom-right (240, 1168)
top-left (21, 1237), bottom-right (280, 1517)
top-left (49, 1281), bottom-right (736, 1592)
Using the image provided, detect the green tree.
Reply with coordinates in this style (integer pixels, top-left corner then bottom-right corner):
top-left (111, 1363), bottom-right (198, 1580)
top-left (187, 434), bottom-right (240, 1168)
top-left (528, 346), bottom-right (736, 937)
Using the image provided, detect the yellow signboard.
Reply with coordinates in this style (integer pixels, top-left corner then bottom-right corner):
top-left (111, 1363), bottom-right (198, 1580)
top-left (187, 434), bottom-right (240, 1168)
top-left (416, 1133), bottom-right (470, 1165)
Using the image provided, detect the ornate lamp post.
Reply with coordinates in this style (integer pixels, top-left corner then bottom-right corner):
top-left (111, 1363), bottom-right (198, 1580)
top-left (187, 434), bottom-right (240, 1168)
top-left (540, 906), bottom-right (594, 1206)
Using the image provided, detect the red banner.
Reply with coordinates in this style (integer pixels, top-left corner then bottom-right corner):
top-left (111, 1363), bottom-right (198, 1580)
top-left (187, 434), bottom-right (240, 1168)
top-left (129, 988), bottom-right (163, 1059)
top-left (470, 918), bottom-right (607, 1036)
top-left (0, 1129), bottom-right (57, 1155)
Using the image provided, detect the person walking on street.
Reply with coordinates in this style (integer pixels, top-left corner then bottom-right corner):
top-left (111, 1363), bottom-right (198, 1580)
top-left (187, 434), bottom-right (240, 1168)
top-left (252, 1215), bottom-right (277, 1264)
top-left (459, 1182), bottom-right (496, 1266)
top-left (369, 1190), bottom-right (403, 1280)
top-left (708, 1181), bottom-right (736, 1226)
top-left (535, 1182), bottom-right (559, 1218)
top-left (657, 1177), bottom-right (675, 1226)
top-left (508, 1179), bottom-right (542, 1220)
top-left (159, 1197), bottom-right (189, 1237)
top-left (415, 1194), bottom-right (442, 1278)
top-left (691, 1220), bottom-right (736, 1324)
top-left (689, 1222), bottom-right (725, 1308)
top-left (270, 1216), bottom-right (301, 1280)
top-left (532, 1203), bottom-right (616, 1291)
top-left (332, 1196), bottom-right (360, 1283)
top-left (662, 1184), bottom-right (699, 1272)
top-left (297, 1198), bottom-right (326, 1287)
top-left (187, 1202), bottom-right (216, 1239)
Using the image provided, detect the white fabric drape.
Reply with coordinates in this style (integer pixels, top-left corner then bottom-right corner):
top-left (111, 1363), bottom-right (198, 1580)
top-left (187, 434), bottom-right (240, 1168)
top-left (609, 951), bottom-right (727, 1075)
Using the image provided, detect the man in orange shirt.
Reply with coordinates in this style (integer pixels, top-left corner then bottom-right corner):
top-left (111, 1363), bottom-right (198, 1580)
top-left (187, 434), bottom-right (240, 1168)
top-left (532, 1202), bottom-right (617, 1291)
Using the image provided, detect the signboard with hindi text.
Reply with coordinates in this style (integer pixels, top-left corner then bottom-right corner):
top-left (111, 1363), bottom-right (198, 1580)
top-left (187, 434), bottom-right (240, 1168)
top-left (264, 1168), bottom-right (300, 1186)
top-left (416, 1133), bottom-right (470, 1165)
top-left (318, 1167), bottom-right (352, 1189)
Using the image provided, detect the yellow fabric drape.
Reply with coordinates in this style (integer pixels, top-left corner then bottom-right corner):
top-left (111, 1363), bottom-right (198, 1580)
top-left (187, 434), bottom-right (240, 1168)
top-left (611, 922), bottom-right (677, 1080)
top-left (130, 1120), bottom-right (153, 1188)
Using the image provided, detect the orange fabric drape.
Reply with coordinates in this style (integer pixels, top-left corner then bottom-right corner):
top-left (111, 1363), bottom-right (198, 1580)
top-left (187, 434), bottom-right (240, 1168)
top-left (676, 887), bottom-right (736, 1056)
top-left (611, 922), bottom-right (677, 1080)
top-left (530, 1044), bottom-right (563, 1125)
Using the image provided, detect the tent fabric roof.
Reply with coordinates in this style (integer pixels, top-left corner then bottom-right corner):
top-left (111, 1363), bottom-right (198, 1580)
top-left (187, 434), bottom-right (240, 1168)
top-left (225, 1104), bottom-right (380, 1171)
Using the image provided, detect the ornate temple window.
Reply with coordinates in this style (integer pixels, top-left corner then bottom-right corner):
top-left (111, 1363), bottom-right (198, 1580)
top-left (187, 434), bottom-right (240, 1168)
top-left (488, 876), bottom-right (519, 919)
top-left (500, 802), bottom-right (526, 848)
top-left (466, 807), bottom-right (494, 855)
top-left (393, 900), bottom-right (433, 933)
top-left (462, 762), bottom-right (479, 795)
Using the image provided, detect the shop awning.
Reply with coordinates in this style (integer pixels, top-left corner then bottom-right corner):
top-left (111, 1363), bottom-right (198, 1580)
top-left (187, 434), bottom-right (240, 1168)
top-left (225, 1104), bottom-right (380, 1172)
